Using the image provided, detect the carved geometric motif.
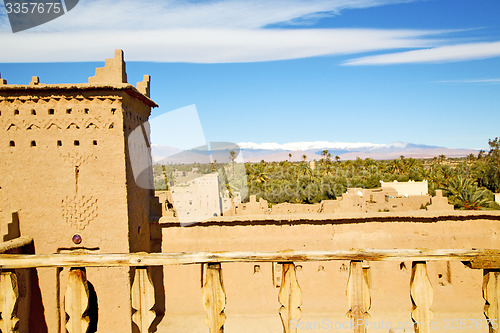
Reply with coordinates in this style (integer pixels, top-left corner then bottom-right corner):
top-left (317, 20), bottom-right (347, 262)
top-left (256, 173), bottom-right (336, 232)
top-left (61, 195), bottom-right (98, 230)
top-left (60, 152), bottom-right (96, 168)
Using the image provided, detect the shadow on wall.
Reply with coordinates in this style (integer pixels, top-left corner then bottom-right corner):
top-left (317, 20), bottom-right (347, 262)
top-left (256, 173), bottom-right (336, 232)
top-left (148, 221), bottom-right (166, 332)
top-left (26, 242), bottom-right (49, 332)
top-left (87, 281), bottom-right (98, 333)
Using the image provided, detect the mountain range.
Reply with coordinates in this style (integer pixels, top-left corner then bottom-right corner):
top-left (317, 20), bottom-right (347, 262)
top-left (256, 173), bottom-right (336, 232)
top-left (151, 141), bottom-right (478, 164)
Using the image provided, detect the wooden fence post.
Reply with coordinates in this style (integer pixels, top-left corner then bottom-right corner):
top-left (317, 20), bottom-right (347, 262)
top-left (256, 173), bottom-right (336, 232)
top-left (0, 271), bottom-right (19, 333)
top-left (346, 261), bottom-right (371, 333)
top-left (132, 267), bottom-right (156, 333)
top-left (202, 263), bottom-right (226, 333)
top-left (278, 263), bottom-right (302, 333)
top-left (410, 262), bottom-right (433, 333)
top-left (484, 270), bottom-right (500, 333)
top-left (64, 268), bottom-right (90, 333)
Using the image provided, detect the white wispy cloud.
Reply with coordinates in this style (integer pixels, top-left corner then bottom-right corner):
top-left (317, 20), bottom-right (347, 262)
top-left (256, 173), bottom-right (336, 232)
top-left (0, 28), bottom-right (443, 63)
top-left (343, 41), bottom-right (500, 65)
top-left (435, 78), bottom-right (500, 84)
top-left (1, 0), bottom-right (499, 65)
top-left (0, 0), bottom-right (440, 64)
top-left (0, 0), bottom-right (417, 32)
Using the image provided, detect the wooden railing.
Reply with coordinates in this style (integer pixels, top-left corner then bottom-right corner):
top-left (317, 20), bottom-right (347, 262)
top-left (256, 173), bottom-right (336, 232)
top-left (0, 248), bottom-right (499, 333)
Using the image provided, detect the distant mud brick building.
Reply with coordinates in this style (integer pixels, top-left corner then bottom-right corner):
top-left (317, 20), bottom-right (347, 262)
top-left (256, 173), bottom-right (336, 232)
top-left (0, 50), bottom-right (159, 331)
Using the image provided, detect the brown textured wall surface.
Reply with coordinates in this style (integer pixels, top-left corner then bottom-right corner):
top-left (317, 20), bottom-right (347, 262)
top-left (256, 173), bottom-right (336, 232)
top-left (0, 87), bottom-right (154, 332)
top-left (158, 212), bottom-right (500, 333)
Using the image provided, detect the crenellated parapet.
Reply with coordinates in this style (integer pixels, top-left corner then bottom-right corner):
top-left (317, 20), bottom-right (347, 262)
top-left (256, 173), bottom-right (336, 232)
top-left (0, 73), bottom-right (7, 85)
top-left (88, 49), bottom-right (128, 84)
top-left (136, 75), bottom-right (151, 97)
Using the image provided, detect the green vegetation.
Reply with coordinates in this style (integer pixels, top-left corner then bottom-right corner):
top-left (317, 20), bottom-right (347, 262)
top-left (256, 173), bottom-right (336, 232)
top-left (153, 137), bottom-right (500, 210)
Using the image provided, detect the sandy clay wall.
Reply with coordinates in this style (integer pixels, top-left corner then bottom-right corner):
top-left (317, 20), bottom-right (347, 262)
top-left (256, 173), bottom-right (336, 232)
top-left (154, 211), bottom-right (500, 333)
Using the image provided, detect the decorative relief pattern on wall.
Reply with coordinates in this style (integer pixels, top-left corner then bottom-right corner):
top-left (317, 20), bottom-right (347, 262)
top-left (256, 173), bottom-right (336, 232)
top-left (2, 119), bottom-right (110, 131)
top-left (61, 195), bottom-right (98, 230)
top-left (0, 96), bottom-right (121, 103)
top-left (60, 152), bottom-right (96, 167)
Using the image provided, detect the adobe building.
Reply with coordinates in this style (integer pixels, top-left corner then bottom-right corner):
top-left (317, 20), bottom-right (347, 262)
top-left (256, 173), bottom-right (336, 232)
top-left (1, 51), bottom-right (498, 333)
top-left (380, 180), bottom-right (428, 196)
top-left (224, 181), bottom-right (451, 216)
top-left (0, 50), bottom-right (159, 331)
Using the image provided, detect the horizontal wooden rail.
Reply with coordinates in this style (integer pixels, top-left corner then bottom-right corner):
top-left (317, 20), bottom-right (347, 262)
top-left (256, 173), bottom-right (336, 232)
top-left (0, 248), bottom-right (499, 269)
top-left (0, 237), bottom-right (33, 254)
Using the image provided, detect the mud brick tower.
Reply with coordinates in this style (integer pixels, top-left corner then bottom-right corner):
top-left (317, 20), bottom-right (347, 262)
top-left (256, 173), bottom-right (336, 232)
top-left (0, 50), bottom-right (159, 331)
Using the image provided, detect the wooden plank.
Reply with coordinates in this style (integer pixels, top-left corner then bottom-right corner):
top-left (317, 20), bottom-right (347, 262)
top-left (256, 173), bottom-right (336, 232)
top-left (346, 261), bottom-right (371, 333)
top-left (470, 256), bottom-right (500, 270)
top-left (64, 268), bottom-right (90, 333)
top-left (0, 249), bottom-right (499, 269)
top-left (131, 267), bottom-right (156, 333)
top-left (410, 262), bottom-right (433, 333)
top-left (0, 271), bottom-right (19, 333)
top-left (484, 270), bottom-right (500, 333)
top-left (278, 263), bottom-right (302, 333)
top-left (202, 263), bottom-right (226, 333)
top-left (0, 237), bottom-right (33, 254)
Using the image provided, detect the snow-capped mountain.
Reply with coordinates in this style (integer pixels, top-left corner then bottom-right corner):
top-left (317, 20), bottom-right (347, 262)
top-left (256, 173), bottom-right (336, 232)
top-left (150, 141), bottom-right (478, 163)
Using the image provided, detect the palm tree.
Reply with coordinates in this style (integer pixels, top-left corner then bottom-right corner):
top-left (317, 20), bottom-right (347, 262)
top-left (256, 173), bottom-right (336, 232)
top-left (229, 150), bottom-right (236, 177)
top-left (321, 150), bottom-right (329, 162)
top-left (302, 154), bottom-right (307, 162)
top-left (388, 159), bottom-right (402, 175)
top-left (288, 153), bottom-right (292, 162)
top-left (442, 176), bottom-right (493, 210)
top-left (298, 164), bottom-right (313, 182)
top-left (251, 171), bottom-right (269, 184)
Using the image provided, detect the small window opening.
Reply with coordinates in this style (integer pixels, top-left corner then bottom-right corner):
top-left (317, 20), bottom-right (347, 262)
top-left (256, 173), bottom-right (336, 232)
top-left (92, 140), bottom-right (97, 146)
top-left (48, 109), bottom-right (54, 115)
top-left (9, 141), bottom-right (15, 147)
top-left (74, 140), bottom-right (80, 146)
top-left (111, 108), bottom-right (116, 114)
top-left (66, 108), bottom-right (72, 114)
top-left (84, 108), bottom-right (89, 114)
top-left (30, 140), bottom-right (36, 147)
top-left (57, 140), bottom-right (62, 147)
top-left (14, 109), bottom-right (19, 115)
top-left (31, 109), bottom-right (36, 115)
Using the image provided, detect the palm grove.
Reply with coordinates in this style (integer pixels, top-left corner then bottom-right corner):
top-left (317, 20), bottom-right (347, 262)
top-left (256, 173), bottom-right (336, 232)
top-left (154, 137), bottom-right (500, 211)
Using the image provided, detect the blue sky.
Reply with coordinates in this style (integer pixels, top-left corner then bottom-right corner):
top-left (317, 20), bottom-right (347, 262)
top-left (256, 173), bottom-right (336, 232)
top-left (1, 0), bottom-right (499, 149)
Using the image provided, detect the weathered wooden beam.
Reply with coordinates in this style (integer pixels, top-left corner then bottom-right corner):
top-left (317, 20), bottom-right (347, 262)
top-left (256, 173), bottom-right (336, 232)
top-left (131, 267), bottom-right (156, 333)
top-left (0, 237), bottom-right (33, 254)
top-left (278, 263), bottom-right (302, 333)
top-left (0, 271), bottom-right (19, 333)
top-left (346, 261), bottom-right (371, 333)
top-left (0, 249), bottom-right (499, 269)
top-left (484, 270), bottom-right (500, 333)
top-left (410, 262), bottom-right (433, 333)
top-left (469, 251), bottom-right (500, 269)
top-left (202, 263), bottom-right (226, 333)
